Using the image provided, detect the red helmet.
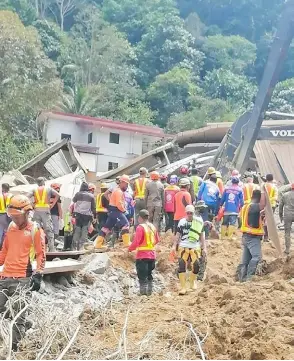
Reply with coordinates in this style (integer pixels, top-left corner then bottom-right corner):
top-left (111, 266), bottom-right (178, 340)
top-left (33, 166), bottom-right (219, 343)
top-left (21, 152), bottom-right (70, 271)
top-left (180, 165), bottom-right (189, 175)
top-left (160, 174), bottom-right (167, 181)
top-left (150, 171), bottom-right (160, 181)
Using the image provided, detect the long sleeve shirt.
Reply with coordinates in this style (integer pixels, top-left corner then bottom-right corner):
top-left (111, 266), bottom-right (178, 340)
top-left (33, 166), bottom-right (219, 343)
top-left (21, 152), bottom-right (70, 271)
top-left (279, 190), bottom-right (294, 219)
top-left (0, 221), bottom-right (46, 277)
top-left (109, 188), bottom-right (126, 212)
top-left (128, 223), bottom-right (159, 259)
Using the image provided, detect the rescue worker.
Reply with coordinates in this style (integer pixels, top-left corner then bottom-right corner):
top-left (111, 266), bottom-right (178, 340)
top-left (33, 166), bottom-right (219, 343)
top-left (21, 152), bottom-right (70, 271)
top-left (226, 169), bottom-right (244, 188)
top-left (72, 182), bottom-right (95, 250)
top-left (220, 176), bottom-right (244, 240)
top-left (0, 195), bottom-right (45, 351)
top-left (279, 184), bottom-right (294, 257)
top-left (128, 209), bottom-right (160, 296)
top-left (215, 171), bottom-right (224, 196)
top-left (0, 183), bottom-right (12, 249)
top-left (63, 208), bottom-right (73, 251)
top-left (164, 175), bottom-right (180, 232)
top-left (50, 183), bottom-right (62, 241)
top-left (88, 183), bottom-right (96, 195)
top-left (174, 178), bottom-right (192, 232)
top-left (238, 189), bottom-right (266, 281)
top-left (160, 174), bottom-right (168, 189)
top-left (96, 183), bottom-right (109, 231)
top-left (145, 171), bottom-right (164, 230)
top-left (133, 167), bottom-right (149, 226)
top-left (243, 174), bottom-right (259, 204)
top-left (95, 175), bottom-right (131, 249)
top-left (198, 173), bottom-right (220, 218)
top-left (179, 165), bottom-right (195, 201)
top-left (263, 173), bottom-right (278, 242)
top-left (194, 200), bottom-right (209, 281)
top-left (30, 177), bottom-right (59, 252)
top-left (206, 166), bottom-right (216, 180)
top-left (173, 205), bottom-right (207, 295)
top-left (189, 168), bottom-right (202, 201)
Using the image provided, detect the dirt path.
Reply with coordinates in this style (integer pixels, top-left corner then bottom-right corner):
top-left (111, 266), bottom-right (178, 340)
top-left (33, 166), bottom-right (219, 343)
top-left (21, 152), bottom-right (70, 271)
top-left (76, 234), bottom-right (294, 360)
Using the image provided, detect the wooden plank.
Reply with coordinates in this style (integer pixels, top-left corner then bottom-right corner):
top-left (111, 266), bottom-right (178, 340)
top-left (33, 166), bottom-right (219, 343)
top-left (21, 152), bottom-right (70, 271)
top-left (263, 183), bottom-right (283, 257)
top-left (0, 259), bottom-right (85, 275)
top-left (46, 251), bottom-right (86, 257)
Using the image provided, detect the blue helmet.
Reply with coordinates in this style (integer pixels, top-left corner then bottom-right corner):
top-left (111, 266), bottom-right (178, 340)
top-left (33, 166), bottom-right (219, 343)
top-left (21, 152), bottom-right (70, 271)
top-left (170, 174), bottom-right (178, 184)
top-left (231, 176), bottom-right (240, 184)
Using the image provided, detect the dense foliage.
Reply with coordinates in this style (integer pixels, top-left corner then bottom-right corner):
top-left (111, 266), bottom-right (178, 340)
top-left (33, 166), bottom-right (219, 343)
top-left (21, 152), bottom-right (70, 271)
top-left (0, 0), bottom-right (294, 170)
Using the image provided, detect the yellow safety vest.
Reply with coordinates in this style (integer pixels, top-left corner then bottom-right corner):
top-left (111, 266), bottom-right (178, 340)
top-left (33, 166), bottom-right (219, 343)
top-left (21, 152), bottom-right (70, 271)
top-left (96, 193), bottom-right (108, 213)
top-left (240, 204), bottom-right (263, 236)
top-left (135, 178), bottom-right (147, 199)
top-left (243, 183), bottom-right (257, 204)
top-left (265, 183), bottom-right (277, 207)
top-left (0, 193), bottom-right (11, 214)
top-left (64, 212), bottom-right (73, 233)
top-left (34, 188), bottom-right (49, 209)
top-left (137, 222), bottom-right (156, 251)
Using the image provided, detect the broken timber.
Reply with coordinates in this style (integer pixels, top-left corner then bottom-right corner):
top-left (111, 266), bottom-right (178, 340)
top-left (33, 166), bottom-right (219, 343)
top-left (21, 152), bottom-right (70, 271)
top-left (0, 259), bottom-right (85, 275)
top-left (46, 250), bottom-right (87, 261)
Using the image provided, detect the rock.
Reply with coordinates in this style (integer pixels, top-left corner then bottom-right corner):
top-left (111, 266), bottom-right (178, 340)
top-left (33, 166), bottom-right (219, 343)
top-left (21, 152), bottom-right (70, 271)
top-left (81, 272), bottom-right (96, 285)
top-left (271, 280), bottom-right (287, 291)
top-left (84, 253), bottom-right (110, 274)
top-left (71, 297), bottom-right (82, 304)
top-left (207, 273), bottom-right (229, 285)
top-left (55, 292), bottom-right (66, 300)
top-left (222, 289), bottom-right (234, 301)
top-left (108, 276), bottom-right (119, 282)
top-left (57, 276), bottom-right (71, 288)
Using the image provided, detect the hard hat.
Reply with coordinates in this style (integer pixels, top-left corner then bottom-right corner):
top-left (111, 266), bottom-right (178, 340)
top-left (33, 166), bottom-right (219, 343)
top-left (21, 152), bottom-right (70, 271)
top-left (51, 183), bottom-right (61, 190)
top-left (215, 171), bottom-right (222, 179)
top-left (139, 167), bottom-right (148, 175)
top-left (185, 205), bottom-right (195, 213)
top-left (195, 200), bottom-right (208, 209)
top-left (179, 165), bottom-right (189, 175)
top-left (207, 167), bottom-right (216, 175)
top-left (160, 173), bottom-right (167, 181)
top-left (120, 175), bottom-right (130, 184)
top-left (7, 195), bottom-right (33, 216)
top-left (150, 171), bottom-right (160, 181)
top-left (179, 178), bottom-right (190, 187)
top-left (231, 176), bottom-right (240, 184)
top-left (100, 182), bottom-right (108, 189)
top-left (88, 183), bottom-right (96, 192)
top-left (231, 169), bottom-right (239, 177)
top-left (170, 174), bottom-right (178, 184)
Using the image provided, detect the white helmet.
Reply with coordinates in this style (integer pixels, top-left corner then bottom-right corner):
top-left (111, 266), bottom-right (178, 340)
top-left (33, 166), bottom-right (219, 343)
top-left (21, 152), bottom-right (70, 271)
top-left (179, 178), bottom-right (190, 187)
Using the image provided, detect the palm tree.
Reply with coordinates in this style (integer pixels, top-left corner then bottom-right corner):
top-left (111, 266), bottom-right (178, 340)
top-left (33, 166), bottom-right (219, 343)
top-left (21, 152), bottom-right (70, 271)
top-left (56, 85), bottom-right (98, 115)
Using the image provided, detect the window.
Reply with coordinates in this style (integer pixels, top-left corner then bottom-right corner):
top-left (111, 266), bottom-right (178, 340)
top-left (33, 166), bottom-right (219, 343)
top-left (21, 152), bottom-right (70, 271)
top-left (61, 133), bottom-right (71, 140)
top-left (108, 162), bottom-right (118, 171)
top-left (88, 132), bottom-right (93, 144)
top-left (109, 132), bottom-right (120, 144)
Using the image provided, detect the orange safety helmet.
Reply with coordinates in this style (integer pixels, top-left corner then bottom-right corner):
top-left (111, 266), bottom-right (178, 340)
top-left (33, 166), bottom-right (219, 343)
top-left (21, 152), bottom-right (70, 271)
top-left (88, 183), bottom-right (96, 193)
top-left (120, 174), bottom-right (130, 184)
top-left (7, 195), bottom-right (33, 216)
top-left (150, 171), bottom-right (160, 181)
top-left (51, 183), bottom-right (61, 191)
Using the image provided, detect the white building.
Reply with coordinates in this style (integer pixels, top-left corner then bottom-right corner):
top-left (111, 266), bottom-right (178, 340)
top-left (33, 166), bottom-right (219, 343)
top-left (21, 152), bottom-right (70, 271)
top-left (39, 111), bottom-right (164, 173)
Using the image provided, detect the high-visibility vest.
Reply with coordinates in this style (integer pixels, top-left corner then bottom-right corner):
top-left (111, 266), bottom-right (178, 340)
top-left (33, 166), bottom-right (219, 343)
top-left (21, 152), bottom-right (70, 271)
top-left (0, 193), bottom-right (12, 214)
top-left (96, 193), bottom-right (108, 213)
top-left (265, 183), bottom-right (277, 206)
top-left (134, 178), bottom-right (147, 199)
top-left (34, 187), bottom-right (49, 209)
top-left (190, 176), bottom-right (201, 196)
top-left (240, 204), bottom-right (263, 236)
top-left (64, 212), bottom-right (73, 233)
top-left (188, 217), bottom-right (204, 242)
top-left (137, 222), bottom-right (156, 251)
top-left (243, 183), bottom-right (256, 204)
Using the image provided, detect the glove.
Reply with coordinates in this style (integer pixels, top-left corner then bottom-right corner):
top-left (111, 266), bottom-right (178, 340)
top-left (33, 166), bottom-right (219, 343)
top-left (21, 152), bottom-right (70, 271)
top-left (30, 273), bottom-right (42, 292)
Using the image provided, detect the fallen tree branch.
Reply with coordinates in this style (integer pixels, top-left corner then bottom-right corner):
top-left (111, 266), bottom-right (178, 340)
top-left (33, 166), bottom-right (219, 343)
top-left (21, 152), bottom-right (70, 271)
top-left (180, 321), bottom-right (206, 361)
top-left (57, 324), bottom-right (81, 360)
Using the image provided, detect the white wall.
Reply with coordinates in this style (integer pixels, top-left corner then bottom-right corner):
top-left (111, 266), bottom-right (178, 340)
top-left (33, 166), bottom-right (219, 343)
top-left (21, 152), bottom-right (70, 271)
top-left (46, 119), bottom-right (84, 144)
top-left (79, 153), bottom-right (98, 172)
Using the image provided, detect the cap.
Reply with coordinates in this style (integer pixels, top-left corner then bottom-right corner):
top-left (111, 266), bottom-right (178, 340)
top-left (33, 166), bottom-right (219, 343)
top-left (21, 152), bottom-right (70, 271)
top-left (195, 200), bottom-right (207, 208)
top-left (185, 205), bottom-right (195, 213)
top-left (139, 209), bottom-right (149, 218)
top-left (179, 178), bottom-right (190, 186)
top-left (207, 167), bottom-right (216, 175)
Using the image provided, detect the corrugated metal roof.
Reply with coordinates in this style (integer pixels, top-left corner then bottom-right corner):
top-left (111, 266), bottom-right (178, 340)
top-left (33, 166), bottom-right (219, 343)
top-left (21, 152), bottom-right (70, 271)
top-left (44, 150), bottom-right (72, 178)
top-left (253, 140), bottom-right (285, 185)
top-left (270, 141), bottom-right (294, 183)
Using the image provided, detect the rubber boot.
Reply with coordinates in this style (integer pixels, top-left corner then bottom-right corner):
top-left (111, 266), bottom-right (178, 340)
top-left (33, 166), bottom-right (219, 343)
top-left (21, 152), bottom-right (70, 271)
top-left (147, 280), bottom-right (153, 296)
top-left (220, 225), bottom-right (227, 240)
top-left (189, 272), bottom-right (197, 291)
top-left (228, 226), bottom-right (237, 241)
top-left (139, 281), bottom-right (147, 296)
top-left (178, 273), bottom-right (187, 295)
top-left (122, 233), bottom-right (130, 247)
top-left (95, 235), bottom-right (105, 249)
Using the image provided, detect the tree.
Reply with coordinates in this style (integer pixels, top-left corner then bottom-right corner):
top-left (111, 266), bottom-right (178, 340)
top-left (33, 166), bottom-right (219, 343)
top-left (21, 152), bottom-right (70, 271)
top-left (203, 69), bottom-right (257, 113)
top-left (0, 11), bottom-right (62, 138)
top-left (202, 35), bottom-right (256, 75)
top-left (269, 78), bottom-right (294, 113)
top-left (147, 66), bottom-right (198, 127)
top-left (0, 0), bottom-right (37, 25)
top-left (50, 0), bottom-right (79, 30)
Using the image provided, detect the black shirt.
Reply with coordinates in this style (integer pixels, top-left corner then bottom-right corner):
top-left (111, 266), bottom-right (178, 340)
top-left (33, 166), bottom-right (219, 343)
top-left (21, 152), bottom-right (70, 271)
top-left (50, 199), bottom-right (61, 216)
top-left (247, 203), bottom-right (261, 228)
